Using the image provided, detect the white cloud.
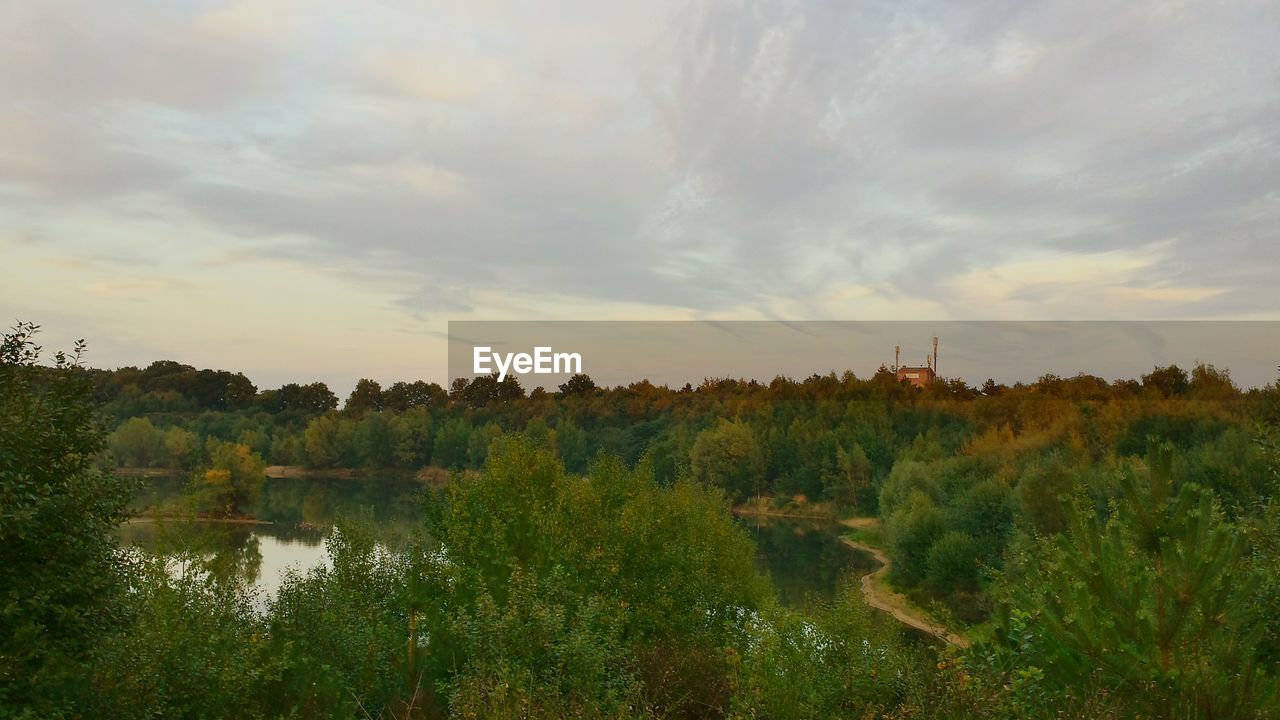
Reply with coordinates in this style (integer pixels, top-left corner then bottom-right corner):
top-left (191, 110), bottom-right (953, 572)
top-left (2, 0), bottom-right (1278, 384)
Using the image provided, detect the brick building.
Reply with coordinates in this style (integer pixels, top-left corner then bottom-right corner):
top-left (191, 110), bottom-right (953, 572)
top-left (896, 365), bottom-right (936, 388)
top-left (893, 337), bottom-right (939, 388)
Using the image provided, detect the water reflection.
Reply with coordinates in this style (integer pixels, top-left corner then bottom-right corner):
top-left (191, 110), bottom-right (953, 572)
top-left (131, 474), bottom-right (429, 530)
top-left (119, 520), bottom-right (326, 600)
top-left (124, 477), bottom-right (875, 611)
top-left (123, 475), bottom-right (428, 602)
top-left (739, 515), bottom-right (877, 607)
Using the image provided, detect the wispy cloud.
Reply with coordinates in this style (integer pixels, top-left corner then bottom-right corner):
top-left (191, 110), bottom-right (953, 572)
top-left (2, 0), bottom-right (1278, 386)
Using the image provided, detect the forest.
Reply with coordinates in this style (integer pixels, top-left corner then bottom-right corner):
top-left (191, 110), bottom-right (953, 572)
top-left (4, 320), bottom-right (1280, 719)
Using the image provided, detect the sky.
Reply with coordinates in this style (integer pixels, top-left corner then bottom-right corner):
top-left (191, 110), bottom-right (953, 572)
top-left (2, 0), bottom-right (1278, 395)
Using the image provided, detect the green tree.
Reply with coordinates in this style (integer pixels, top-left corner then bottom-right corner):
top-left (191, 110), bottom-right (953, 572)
top-left (0, 323), bottom-right (137, 714)
top-left (163, 426), bottom-right (202, 470)
top-left (432, 417), bottom-right (472, 470)
top-left (434, 436), bottom-right (767, 717)
top-left (107, 416), bottom-right (167, 467)
top-left (1141, 365), bottom-right (1190, 398)
top-left (555, 417), bottom-right (590, 474)
top-left (344, 378), bottom-right (383, 416)
top-left (926, 531), bottom-right (980, 593)
top-left (88, 560), bottom-right (278, 719)
top-left (1016, 454), bottom-right (1075, 535)
top-left (690, 419), bottom-right (765, 501)
top-left (466, 422), bottom-right (504, 468)
top-left (825, 442), bottom-right (871, 508)
top-left (383, 380), bottom-right (445, 412)
top-left (303, 413), bottom-right (342, 468)
top-left (269, 517), bottom-right (415, 717)
top-left (1002, 444), bottom-right (1273, 717)
top-left (271, 381), bottom-right (338, 413)
top-left (355, 411), bottom-right (394, 467)
top-left (557, 373), bottom-right (597, 397)
top-left (389, 407), bottom-right (433, 468)
top-left (268, 431), bottom-right (305, 466)
top-left (884, 490), bottom-right (945, 586)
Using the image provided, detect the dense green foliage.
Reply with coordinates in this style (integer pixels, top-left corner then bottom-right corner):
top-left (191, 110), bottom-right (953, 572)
top-left (97, 360), bottom-right (1275, 624)
top-left (997, 444), bottom-right (1272, 715)
top-left (7, 326), bottom-right (1280, 718)
top-left (1, 324), bottom-right (138, 717)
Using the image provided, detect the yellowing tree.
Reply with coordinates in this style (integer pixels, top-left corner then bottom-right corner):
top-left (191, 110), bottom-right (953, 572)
top-left (190, 441), bottom-right (266, 517)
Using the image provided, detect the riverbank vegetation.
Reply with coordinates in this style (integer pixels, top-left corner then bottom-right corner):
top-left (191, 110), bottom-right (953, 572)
top-left (92, 348), bottom-right (1278, 621)
top-left (5, 322), bottom-right (1280, 718)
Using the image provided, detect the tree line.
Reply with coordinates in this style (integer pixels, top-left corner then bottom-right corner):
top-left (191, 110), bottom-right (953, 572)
top-left (6, 322), bottom-right (1280, 718)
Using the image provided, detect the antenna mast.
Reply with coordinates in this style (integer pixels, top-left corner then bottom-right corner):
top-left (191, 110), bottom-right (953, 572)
top-left (932, 336), bottom-right (939, 375)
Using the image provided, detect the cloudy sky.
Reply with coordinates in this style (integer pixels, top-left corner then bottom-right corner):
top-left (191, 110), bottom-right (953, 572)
top-left (3, 0), bottom-right (1278, 392)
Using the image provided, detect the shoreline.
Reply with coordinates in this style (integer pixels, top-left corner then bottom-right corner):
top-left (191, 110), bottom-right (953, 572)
top-left (115, 465), bottom-right (440, 482)
top-left (731, 507), bottom-right (837, 521)
top-left (125, 515), bottom-right (275, 526)
top-left (840, 532), bottom-right (969, 648)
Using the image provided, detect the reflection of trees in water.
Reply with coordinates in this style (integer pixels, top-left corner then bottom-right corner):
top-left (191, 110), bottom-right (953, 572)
top-left (253, 481), bottom-right (306, 524)
top-left (302, 487), bottom-right (335, 525)
top-left (195, 528), bottom-right (263, 587)
top-left (134, 475), bottom-right (429, 530)
top-left (251, 477), bottom-right (424, 527)
top-left (742, 518), bottom-right (872, 607)
top-left (124, 477), bottom-right (432, 590)
top-left (128, 521), bottom-right (265, 587)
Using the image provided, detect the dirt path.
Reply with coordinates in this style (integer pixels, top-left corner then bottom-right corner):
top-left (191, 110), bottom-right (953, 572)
top-left (839, 522), bottom-right (969, 648)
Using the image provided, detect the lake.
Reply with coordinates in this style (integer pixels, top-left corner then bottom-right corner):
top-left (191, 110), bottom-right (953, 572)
top-left (122, 476), bottom-right (875, 610)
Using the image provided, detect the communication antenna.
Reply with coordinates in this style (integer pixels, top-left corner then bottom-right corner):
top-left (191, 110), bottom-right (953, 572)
top-left (894, 345), bottom-right (900, 371)
top-left (932, 336), bottom-right (939, 375)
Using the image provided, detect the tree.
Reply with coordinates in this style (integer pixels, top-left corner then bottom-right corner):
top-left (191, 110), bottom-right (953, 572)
top-left (272, 381), bottom-right (339, 414)
top-left (389, 407), bottom-right (433, 468)
top-left (557, 373), bottom-right (597, 397)
top-left (164, 426), bottom-right (202, 471)
top-left (448, 376), bottom-right (470, 401)
top-left (451, 374), bottom-right (525, 408)
top-left (268, 432), bottom-right (305, 466)
top-left (355, 411), bottom-right (394, 467)
top-left (947, 479), bottom-right (1014, 562)
top-left (303, 413), bottom-right (343, 468)
top-left (150, 368), bottom-right (256, 410)
top-left (107, 417), bottom-right (167, 467)
top-left (690, 420), bottom-right (765, 501)
top-left (825, 442), bottom-right (871, 508)
top-left (1189, 362), bottom-right (1237, 401)
top-left (1016, 455), bottom-right (1075, 535)
top-left (433, 417), bottom-right (473, 470)
top-left (88, 561), bottom-right (278, 719)
top-left (1003, 444), bottom-right (1271, 716)
top-left (190, 441), bottom-right (267, 517)
top-left (383, 380), bottom-right (446, 412)
top-left (884, 490), bottom-right (944, 585)
top-left (344, 379), bottom-right (383, 416)
top-left (1, 323), bottom-right (137, 713)
top-left (434, 436), bottom-right (767, 716)
top-left (556, 418), bottom-right (590, 474)
top-left (1141, 365), bottom-right (1190, 398)
top-left (926, 531), bottom-right (980, 593)
top-left (467, 422), bottom-right (504, 468)
top-left (495, 374), bottom-right (525, 403)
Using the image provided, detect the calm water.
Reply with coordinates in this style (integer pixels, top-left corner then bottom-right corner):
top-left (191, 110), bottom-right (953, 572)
top-left (122, 475), bottom-right (426, 605)
top-left (740, 515), bottom-right (877, 607)
top-left (123, 477), bottom-right (873, 608)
